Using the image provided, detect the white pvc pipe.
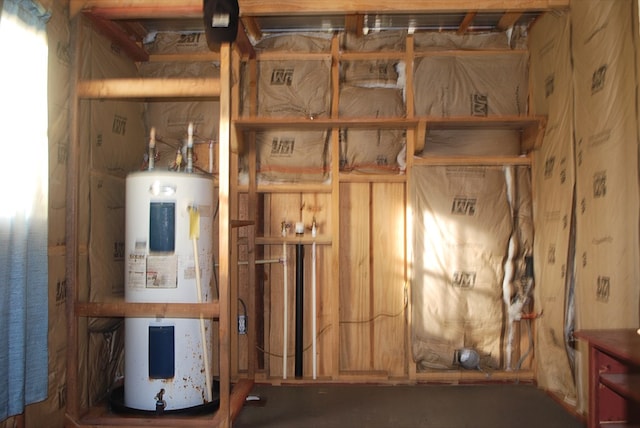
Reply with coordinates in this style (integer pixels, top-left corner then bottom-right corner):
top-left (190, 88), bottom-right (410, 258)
top-left (192, 236), bottom-right (213, 402)
top-left (312, 240), bottom-right (317, 379)
top-left (282, 242), bottom-right (288, 379)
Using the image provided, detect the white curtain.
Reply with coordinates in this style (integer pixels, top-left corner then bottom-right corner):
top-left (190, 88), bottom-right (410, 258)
top-left (0, 0), bottom-right (50, 420)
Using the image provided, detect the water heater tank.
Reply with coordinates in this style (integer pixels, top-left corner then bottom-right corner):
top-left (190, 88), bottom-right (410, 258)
top-left (124, 170), bottom-right (214, 411)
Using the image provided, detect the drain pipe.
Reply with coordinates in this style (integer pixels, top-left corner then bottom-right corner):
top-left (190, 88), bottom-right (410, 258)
top-left (282, 241), bottom-right (288, 379)
top-left (295, 243), bottom-right (304, 378)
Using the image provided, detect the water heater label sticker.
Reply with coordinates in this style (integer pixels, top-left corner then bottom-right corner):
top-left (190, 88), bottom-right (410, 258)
top-left (146, 255), bottom-right (178, 288)
top-left (127, 252), bottom-right (146, 288)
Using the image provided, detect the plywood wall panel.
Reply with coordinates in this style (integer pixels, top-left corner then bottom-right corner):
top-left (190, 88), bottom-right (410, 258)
top-left (371, 183), bottom-right (407, 376)
top-left (339, 183), bottom-right (372, 371)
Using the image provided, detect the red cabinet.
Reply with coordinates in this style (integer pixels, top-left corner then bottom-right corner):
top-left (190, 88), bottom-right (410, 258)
top-left (575, 329), bottom-right (640, 428)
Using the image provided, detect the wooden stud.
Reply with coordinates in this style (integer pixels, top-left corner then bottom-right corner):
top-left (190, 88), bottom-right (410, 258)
top-left (66, 15), bottom-right (83, 424)
top-left (218, 42), bottom-right (232, 428)
top-left (330, 34), bottom-right (341, 380)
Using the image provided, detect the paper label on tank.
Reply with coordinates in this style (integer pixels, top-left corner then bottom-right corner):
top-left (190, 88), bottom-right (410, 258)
top-left (146, 254), bottom-right (178, 288)
top-left (127, 252), bottom-right (147, 288)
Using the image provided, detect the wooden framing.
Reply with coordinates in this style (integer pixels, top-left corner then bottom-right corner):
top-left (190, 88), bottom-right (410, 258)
top-left (65, 17), bottom-right (251, 428)
top-left (64, 2), bottom-right (558, 426)
top-left (232, 31), bottom-right (546, 384)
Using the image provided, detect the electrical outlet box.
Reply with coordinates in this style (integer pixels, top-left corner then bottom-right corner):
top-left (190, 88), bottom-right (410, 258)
top-left (238, 315), bottom-right (247, 335)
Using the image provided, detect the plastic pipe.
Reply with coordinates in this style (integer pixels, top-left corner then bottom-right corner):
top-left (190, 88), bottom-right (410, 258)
top-left (282, 242), bottom-right (288, 379)
top-left (295, 243), bottom-right (304, 378)
top-left (186, 122), bottom-right (194, 173)
top-left (312, 240), bottom-right (317, 379)
top-left (148, 127), bottom-right (156, 171)
top-left (189, 206), bottom-right (212, 402)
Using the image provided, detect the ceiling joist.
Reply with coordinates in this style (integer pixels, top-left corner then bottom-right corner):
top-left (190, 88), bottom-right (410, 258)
top-left (82, 10), bottom-right (149, 61)
top-left (344, 14), bottom-right (365, 37)
top-left (71, 0), bottom-right (569, 18)
top-left (71, 0), bottom-right (569, 61)
top-left (457, 11), bottom-right (477, 35)
top-left (241, 16), bottom-right (263, 43)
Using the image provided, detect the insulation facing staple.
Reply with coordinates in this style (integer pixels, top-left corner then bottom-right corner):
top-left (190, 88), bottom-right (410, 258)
top-left (124, 171), bottom-right (214, 412)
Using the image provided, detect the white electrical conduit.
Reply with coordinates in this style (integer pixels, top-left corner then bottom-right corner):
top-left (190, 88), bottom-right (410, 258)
top-left (189, 206), bottom-right (213, 402)
top-left (312, 239), bottom-right (317, 379)
top-left (282, 242), bottom-right (288, 379)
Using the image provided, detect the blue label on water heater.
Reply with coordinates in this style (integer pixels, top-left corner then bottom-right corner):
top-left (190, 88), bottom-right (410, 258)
top-left (149, 202), bottom-right (175, 252)
top-left (149, 325), bottom-right (175, 379)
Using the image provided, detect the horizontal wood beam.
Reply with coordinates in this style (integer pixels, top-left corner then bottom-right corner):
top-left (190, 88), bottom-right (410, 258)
top-left (71, 1), bottom-right (202, 18)
top-left (76, 77), bottom-right (220, 99)
top-left (235, 117), bottom-right (418, 130)
top-left (72, 0), bottom-right (569, 18)
top-left (75, 301), bottom-right (220, 318)
top-left (238, 0), bottom-right (569, 16)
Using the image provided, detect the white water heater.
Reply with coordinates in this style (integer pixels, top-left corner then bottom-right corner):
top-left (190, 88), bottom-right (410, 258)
top-left (124, 170), bottom-right (214, 411)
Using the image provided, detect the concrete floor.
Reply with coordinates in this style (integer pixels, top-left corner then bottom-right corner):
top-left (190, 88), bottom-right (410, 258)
top-left (234, 383), bottom-right (585, 428)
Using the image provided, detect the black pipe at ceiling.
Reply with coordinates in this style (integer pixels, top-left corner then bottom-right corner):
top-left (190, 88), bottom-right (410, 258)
top-left (295, 243), bottom-right (304, 378)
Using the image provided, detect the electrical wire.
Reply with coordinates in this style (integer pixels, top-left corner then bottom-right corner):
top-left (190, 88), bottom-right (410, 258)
top-left (256, 287), bottom-right (408, 359)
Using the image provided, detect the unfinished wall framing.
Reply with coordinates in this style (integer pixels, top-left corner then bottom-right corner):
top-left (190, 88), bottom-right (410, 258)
top-left (234, 30), bottom-right (545, 385)
top-left (53, 1), bottom-right (640, 428)
top-left (63, 20), bottom-right (549, 427)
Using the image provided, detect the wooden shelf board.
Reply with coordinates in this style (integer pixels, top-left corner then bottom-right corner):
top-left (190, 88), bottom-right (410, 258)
top-left (234, 117), bottom-right (418, 130)
top-left (75, 301), bottom-right (220, 318)
top-left (77, 78), bottom-right (221, 100)
top-left (414, 154), bottom-right (531, 166)
top-left (235, 115), bottom-right (545, 155)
